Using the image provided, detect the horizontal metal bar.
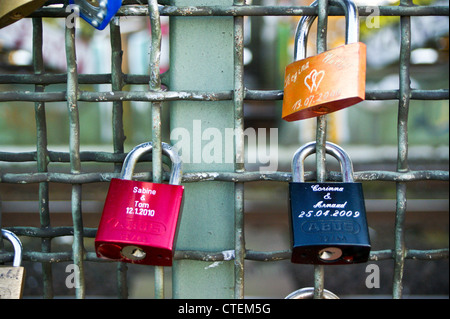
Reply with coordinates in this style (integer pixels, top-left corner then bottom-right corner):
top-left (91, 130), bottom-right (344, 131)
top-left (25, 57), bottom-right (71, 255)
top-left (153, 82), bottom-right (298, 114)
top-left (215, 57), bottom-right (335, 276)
top-left (3, 199), bottom-right (447, 215)
top-left (30, 5), bottom-right (450, 18)
top-left (158, 5), bottom-right (450, 17)
top-left (0, 252), bottom-right (73, 263)
top-left (1, 248), bottom-right (447, 264)
top-left (0, 74), bottom-right (156, 86)
top-left (246, 89), bottom-right (450, 101)
top-left (356, 170), bottom-right (450, 182)
top-left (1, 72), bottom-right (447, 102)
top-left (406, 249), bottom-right (450, 260)
top-left (0, 90), bottom-right (231, 102)
top-left (0, 172), bottom-right (117, 184)
top-left (5, 226), bottom-right (96, 238)
top-left (2, 145), bottom-right (448, 165)
top-left (245, 89), bottom-right (450, 101)
top-left (182, 170), bottom-right (450, 182)
top-left (0, 89), bottom-right (448, 102)
top-left (0, 91), bottom-right (65, 102)
top-left (1, 170), bottom-right (448, 184)
top-left (0, 151), bottom-right (125, 163)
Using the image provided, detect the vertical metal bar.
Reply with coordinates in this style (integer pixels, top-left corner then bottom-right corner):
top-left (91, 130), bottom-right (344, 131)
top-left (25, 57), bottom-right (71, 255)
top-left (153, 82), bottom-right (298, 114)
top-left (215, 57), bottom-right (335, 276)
top-left (313, 0), bottom-right (329, 300)
top-left (0, 194), bottom-right (2, 242)
top-left (233, 0), bottom-right (245, 299)
top-left (110, 17), bottom-right (129, 299)
top-left (65, 23), bottom-right (85, 299)
top-left (315, 0), bottom-right (329, 183)
top-left (32, 17), bottom-right (53, 299)
top-left (394, 0), bottom-right (412, 299)
top-left (110, 18), bottom-right (126, 168)
top-left (148, 0), bottom-right (165, 299)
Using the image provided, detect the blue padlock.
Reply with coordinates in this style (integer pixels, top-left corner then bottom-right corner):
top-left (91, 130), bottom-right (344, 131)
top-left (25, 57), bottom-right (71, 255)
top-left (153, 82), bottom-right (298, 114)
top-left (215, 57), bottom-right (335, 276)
top-left (288, 141), bottom-right (371, 265)
top-left (69, 0), bottom-right (123, 30)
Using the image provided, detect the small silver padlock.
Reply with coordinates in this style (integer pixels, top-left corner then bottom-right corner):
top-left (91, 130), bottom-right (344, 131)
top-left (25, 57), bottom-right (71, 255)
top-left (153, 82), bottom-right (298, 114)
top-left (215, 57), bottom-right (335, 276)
top-left (0, 229), bottom-right (26, 299)
top-left (285, 287), bottom-right (339, 299)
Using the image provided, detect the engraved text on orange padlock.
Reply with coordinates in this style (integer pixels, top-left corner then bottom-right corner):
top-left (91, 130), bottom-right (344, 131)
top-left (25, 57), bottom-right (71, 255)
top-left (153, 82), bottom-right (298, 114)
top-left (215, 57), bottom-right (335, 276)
top-left (282, 0), bottom-right (366, 122)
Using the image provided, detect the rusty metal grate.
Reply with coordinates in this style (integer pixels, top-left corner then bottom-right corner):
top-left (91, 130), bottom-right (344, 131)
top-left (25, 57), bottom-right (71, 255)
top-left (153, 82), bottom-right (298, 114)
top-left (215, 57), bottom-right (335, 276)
top-left (0, 0), bottom-right (448, 299)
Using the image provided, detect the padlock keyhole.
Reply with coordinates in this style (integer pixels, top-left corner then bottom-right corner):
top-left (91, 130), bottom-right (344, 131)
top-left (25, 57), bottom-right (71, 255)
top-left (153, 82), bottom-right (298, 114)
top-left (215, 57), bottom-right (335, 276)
top-left (131, 248), bottom-right (145, 259)
top-left (314, 106), bottom-right (330, 115)
top-left (11, 12), bottom-right (24, 20)
top-left (318, 247), bottom-right (342, 262)
top-left (121, 245), bottom-right (147, 261)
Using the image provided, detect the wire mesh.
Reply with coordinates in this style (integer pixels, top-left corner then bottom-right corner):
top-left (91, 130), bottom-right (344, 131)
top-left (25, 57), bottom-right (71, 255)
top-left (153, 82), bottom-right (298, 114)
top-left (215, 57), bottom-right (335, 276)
top-left (0, 0), bottom-right (449, 299)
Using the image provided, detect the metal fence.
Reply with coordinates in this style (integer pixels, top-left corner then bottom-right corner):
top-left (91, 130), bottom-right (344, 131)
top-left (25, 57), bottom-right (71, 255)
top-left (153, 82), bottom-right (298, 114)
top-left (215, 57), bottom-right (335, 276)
top-left (0, 0), bottom-right (448, 299)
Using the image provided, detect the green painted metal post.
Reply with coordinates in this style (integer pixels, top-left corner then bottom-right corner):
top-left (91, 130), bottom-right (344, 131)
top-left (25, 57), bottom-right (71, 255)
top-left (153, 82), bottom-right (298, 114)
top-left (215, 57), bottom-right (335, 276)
top-left (169, 0), bottom-right (237, 298)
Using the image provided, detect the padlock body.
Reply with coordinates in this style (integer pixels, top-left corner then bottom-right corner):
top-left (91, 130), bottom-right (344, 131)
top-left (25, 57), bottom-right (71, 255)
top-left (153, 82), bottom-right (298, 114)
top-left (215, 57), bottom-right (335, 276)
top-left (95, 178), bottom-right (184, 266)
top-left (0, 266), bottom-right (25, 299)
top-left (69, 0), bottom-right (123, 30)
top-left (289, 182), bottom-right (370, 264)
top-left (282, 42), bottom-right (366, 121)
top-left (0, 0), bottom-right (48, 29)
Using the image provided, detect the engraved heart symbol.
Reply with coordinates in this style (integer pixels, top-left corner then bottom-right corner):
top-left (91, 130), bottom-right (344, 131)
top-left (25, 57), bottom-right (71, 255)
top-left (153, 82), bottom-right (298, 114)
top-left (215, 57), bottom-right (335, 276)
top-left (304, 69), bottom-right (325, 93)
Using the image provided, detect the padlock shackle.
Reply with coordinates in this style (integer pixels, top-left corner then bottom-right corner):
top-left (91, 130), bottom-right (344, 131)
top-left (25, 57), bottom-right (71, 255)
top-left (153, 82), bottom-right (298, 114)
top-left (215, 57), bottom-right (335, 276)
top-left (294, 1), bottom-right (317, 61)
top-left (285, 287), bottom-right (339, 299)
top-left (292, 141), bottom-right (354, 183)
top-left (294, 0), bottom-right (360, 61)
top-left (120, 142), bottom-right (183, 185)
top-left (1, 229), bottom-right (23, 267)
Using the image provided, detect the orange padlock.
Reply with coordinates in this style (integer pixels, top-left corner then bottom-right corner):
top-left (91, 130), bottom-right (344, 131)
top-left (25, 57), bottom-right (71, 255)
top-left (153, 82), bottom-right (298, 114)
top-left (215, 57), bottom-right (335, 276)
top-left (0, 0), bottom-right (48, 29)
top-left (282, 0), bottom-right (366, 122)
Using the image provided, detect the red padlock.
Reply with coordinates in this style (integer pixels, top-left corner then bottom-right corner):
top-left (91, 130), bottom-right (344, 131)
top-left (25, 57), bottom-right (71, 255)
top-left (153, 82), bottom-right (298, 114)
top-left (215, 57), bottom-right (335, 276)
top-left (95, 142), bottom-right (184, 266)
